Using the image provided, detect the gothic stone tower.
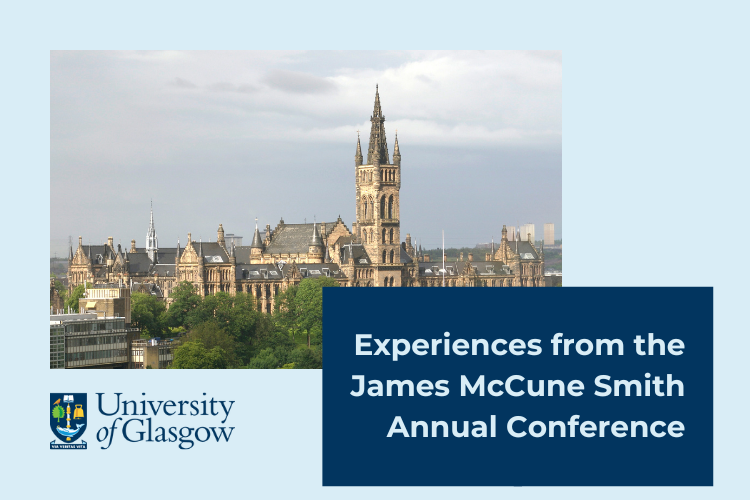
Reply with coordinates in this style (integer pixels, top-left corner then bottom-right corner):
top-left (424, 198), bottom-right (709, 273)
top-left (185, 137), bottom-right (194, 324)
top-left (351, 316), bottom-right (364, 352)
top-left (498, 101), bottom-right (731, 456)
top-left (355, 86), bottom-right (402, 286)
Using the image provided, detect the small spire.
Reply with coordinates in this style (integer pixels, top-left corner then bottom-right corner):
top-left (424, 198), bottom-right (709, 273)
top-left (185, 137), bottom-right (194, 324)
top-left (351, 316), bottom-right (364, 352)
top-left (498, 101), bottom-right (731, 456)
top-left (199, 238), bottom-right (203, 257)
top-left (355, 131), bottom-right (363, 166)
top-left (251, 218), bottom-right (263, 249)
top-left (311, 221), bottom-right (323, 248)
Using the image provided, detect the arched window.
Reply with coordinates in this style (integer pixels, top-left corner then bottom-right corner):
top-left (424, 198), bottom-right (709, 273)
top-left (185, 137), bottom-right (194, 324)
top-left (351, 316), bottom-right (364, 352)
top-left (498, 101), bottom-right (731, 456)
top-left (362, 200), bottom-right (368, 218)
top-left (388, 195), bottom-right (394, 219)
top-left (390, 276), bottom-right (394, 287)
top-left (382, 228), bottom-right (387, 244)
top-left (389, 250), bottom-right (394, 263)
top-left (383, 277), bottom-right (388, 287)
top-left (389, 228), bottom-right (393, 244)
top-left (382, 250), bottom-right (387, 263)
top-left (369, 229), bottom-right (373, 243)
top-left (380, 196), bottom-right (386, 218)
top-left (369, 199), bottom-right (374, 218)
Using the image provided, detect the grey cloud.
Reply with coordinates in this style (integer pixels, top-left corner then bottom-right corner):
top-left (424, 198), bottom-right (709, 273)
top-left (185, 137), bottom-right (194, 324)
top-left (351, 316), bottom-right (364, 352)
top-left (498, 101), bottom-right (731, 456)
top-left (170, 77), bottom-right (197, 88)
top-left (262, 69), bottom-right (336, 94)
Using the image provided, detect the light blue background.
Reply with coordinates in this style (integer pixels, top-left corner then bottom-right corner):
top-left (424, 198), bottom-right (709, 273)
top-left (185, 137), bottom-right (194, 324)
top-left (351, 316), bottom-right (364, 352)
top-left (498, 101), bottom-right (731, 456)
top-left (3, 0), bottom-right (748, 497)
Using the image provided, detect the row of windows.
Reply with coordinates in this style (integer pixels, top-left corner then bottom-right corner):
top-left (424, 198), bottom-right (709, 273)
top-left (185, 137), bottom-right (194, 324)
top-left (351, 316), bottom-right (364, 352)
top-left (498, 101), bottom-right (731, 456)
top-left (67, 349), bottom-right (128, 362)
top-left (67, 335), bottom-right (127, 347)
top-left (64, 320), bottom-right (124, 333)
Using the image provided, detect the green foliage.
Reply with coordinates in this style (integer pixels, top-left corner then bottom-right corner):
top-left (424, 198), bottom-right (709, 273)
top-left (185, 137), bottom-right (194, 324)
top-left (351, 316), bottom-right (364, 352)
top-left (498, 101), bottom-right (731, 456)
top-left (246, 348), bottom-right (280, 369)
top-left (183, 321), bottom-right (240, 368)
top-left (163, 281), bottom-right (202, 328)
top-left (65, 283), bottom-right (92, 312)
top-left (131, 292), bottom-right (166, 338)
top-left (280, 362), bottom-right (295, 369)
top-left (162, 276), bottom-right (335, 370)
top-left (52, 404), bottom-right (65, 422)
top-left (289, 346), bottom-right (323, 369)
top-left (172, 340), bottom-right (230, 369)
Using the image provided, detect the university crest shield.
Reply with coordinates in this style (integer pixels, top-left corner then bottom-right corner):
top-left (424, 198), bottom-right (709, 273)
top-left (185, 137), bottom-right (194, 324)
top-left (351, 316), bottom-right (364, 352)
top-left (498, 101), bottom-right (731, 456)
top-left (50, 393), bottom-right (88, 449)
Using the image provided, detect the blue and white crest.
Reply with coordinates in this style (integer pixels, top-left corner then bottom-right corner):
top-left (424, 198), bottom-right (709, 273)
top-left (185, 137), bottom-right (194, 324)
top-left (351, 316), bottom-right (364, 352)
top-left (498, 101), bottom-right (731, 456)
top-left (50, 393), bottom-right (87, 449)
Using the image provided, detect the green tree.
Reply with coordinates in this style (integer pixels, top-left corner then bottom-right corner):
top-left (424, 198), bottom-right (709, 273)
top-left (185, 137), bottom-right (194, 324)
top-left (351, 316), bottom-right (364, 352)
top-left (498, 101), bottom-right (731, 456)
top-left (52, 404), bottom-right (65, 423)
top-left (171, 340), bottom-right (230, 369)
top-left (184, 321), bottom-right (240, 368)
top-left (65, 283), bottom-right (92, 312)
top-left (163, 281), bottom-right (202, 328)
top-left (292, 276), bottom-right (338, 347)
top-left (246, 348), bottom-right (280, 369)
top-left (289, 346), bottom-right (323, 369)
top-left (131, 292), bottom-right (166, 338)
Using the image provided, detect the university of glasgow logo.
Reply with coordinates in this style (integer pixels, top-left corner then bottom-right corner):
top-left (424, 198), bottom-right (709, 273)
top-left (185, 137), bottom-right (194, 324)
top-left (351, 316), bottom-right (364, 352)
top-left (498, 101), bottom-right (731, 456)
top-left (50, 393), bottom-right (87, 449)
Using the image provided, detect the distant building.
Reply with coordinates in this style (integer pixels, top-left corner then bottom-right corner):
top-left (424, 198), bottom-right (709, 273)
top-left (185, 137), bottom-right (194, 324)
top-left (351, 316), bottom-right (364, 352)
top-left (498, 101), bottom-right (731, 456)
top-left (131, 338), bottom-right (175, 369)
top-left (225, 234), bottom-right (243, 247)
top-left (544, 223), bottom-right (555, 246)
top-left (50, 313), bottom-right (140, 369)
top-left (78, 282), bottom-right (131, 323)
top-left (520, 223), bottom-right (535, 242)
top-left (68, 87), bottom-right (546, 298)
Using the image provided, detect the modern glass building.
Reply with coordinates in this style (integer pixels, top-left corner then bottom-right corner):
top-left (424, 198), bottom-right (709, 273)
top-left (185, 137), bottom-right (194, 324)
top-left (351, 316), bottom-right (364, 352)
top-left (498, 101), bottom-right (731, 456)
top-left (49, 313), bottom-right (140, 369)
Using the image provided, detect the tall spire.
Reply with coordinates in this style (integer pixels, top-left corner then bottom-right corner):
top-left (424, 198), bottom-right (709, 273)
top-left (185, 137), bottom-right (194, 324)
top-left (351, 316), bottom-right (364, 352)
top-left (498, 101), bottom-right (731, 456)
top-left (367, 85), bottom-right (390, 165)
top-left (146, 200), bottom-right (158, 262)
top-left (355, 130), bottom-right (363, 166)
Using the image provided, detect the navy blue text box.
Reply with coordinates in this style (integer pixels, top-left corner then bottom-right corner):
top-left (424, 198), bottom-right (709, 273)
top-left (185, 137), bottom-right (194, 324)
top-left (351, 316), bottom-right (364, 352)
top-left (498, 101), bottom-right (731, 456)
top-left (322, 287), bottom-right (712, 486)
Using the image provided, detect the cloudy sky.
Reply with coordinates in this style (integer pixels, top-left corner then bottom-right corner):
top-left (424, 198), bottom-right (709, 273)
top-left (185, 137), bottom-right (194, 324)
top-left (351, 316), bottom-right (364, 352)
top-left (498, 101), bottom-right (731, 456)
top-left (50, 51), bottom-right (561, 256)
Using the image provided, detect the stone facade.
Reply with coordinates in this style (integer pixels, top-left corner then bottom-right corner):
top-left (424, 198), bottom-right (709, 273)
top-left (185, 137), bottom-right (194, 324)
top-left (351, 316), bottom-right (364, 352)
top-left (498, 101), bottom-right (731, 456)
top-left (67, 87), bottom-right (545, 311)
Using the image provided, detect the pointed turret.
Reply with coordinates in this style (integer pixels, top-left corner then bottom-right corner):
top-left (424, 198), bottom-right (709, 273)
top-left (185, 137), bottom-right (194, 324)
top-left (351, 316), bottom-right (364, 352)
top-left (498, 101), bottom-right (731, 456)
top-left (176, 237), bottom-right (181, 264)
top-left (68, 240), bottom-right (73, 261)
top-left (355, 131), bottom-right (363, 166)
top-left (308, 222), bottom-right (324, 263)
top-left (217, 224), bottom-right (226, 249)
top-left (367, 85), bottom-right (390, 165)
top-left (311, 222), bottom-right (323, 248)
top-left (250, 219), bottom-right (263, 249)
top-left (393, 131), bottom-right (401, 166)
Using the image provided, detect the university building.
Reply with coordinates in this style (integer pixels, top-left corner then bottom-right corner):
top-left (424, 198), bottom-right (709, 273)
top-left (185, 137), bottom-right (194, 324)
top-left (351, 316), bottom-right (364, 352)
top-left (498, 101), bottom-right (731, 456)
top-left (67, 87), bottom-right (545, 312)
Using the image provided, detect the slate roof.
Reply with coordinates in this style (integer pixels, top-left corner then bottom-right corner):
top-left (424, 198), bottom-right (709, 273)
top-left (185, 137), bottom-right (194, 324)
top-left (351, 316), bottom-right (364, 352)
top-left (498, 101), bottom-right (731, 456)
top-left (126, 253), bottom-right (153, 274)
top-left (265, 223), bottom-right (319, 255)
top-left (418, 261), bottom-right (512, 277)
top-left (339, 243), bottom-right (371, 265)
top-left (235, 263), bottom-right (286, 281)
top-left (296, 263), bottom-right (346, 279)
top-left (232, 246), bottom-right (253, 265)
top-left (185, 241), bottom-right (229, 264)
top-left (510, 241), bottom-right (540, 260)
top-left (80, 245), bottom-right (109, 264)
top-left (150, 264), bottom-right (176, 277)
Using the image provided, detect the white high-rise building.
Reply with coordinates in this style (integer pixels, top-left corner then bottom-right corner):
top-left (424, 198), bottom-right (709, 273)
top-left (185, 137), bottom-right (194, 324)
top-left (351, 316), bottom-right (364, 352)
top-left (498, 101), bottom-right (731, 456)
top-left (507, 226), bottom-right (516, 241)
top-left (520, 223), bottom-right (535, 242)
top-left (544, 223), bottom-right (554, 246)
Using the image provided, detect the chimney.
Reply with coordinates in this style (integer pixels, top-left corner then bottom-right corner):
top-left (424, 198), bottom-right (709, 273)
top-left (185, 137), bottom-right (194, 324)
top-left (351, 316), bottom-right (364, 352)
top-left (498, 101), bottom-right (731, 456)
top-left (486, 253), bottom-right (492, 261)
top-left (468, 253), bottom-right (473, 262)
top-left (424, 255), bottom-right (430, 262)
top-left (460, 252), bottom-right (464, 261)
top-left (130, 240), bottom-right (136, 253)
top-left (107, 236), bottom-right (113, 247)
